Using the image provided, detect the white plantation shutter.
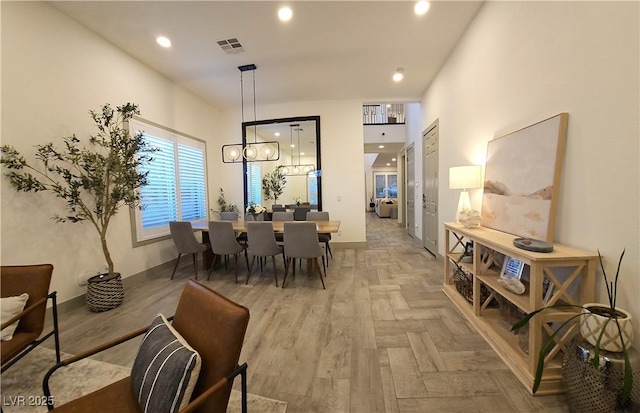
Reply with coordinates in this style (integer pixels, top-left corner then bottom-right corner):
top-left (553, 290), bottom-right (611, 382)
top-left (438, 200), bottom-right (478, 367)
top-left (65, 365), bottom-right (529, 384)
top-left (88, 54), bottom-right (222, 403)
top-left (178, 142), bottom-right (206, 221)
top-left (140, 135), bottom-right (178, 230)
top-left (247, 163), bottom-right (262, 205)
top-left (130, 119), bottom-right (208, 243)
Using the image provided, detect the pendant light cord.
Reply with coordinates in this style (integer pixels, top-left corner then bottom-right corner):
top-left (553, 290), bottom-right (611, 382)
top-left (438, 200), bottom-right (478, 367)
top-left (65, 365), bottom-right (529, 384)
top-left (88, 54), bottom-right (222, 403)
top-left (252, 69), bottom-right (257, 144)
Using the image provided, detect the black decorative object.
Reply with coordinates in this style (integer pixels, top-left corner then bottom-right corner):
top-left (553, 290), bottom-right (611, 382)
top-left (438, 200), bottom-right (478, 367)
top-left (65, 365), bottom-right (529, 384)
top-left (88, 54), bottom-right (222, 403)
top-left (513, 237), bottom-right (554, 253)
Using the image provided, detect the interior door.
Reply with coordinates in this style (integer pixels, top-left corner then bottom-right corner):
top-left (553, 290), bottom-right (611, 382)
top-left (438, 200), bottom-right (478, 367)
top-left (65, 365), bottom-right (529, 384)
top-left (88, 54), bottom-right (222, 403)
top-left (422, 120), bottom-right (439, 255)
top-left (406, 144), bottom-right (415, 238)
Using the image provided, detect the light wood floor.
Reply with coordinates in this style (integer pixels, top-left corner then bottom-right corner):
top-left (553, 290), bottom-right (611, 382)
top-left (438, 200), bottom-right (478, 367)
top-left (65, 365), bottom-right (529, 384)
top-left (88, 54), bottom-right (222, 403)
top-left (45, 213), bottom-right (571, 412)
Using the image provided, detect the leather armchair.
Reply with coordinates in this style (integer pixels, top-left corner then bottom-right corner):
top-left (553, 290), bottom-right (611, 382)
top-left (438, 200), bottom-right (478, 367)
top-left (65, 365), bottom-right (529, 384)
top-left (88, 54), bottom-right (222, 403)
top-left (1, 264), bottom-right (61, 374)
top-left (43, 280), bottom-right (250, 413)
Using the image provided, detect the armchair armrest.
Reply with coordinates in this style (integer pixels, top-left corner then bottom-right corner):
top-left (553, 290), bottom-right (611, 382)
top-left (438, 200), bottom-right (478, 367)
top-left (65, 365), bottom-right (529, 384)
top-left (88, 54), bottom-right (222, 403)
top-left (43, 315), bottom-right (176, 410)
top-left (180, 363), bottom-right (248, 413)
top-left (0, 296), bottom-right (47, 331)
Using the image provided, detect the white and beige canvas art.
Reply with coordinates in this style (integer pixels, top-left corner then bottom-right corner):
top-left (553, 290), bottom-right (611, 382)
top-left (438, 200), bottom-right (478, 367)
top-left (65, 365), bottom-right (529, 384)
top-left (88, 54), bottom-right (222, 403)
top-left (481, 113), bottom-right (568, 242)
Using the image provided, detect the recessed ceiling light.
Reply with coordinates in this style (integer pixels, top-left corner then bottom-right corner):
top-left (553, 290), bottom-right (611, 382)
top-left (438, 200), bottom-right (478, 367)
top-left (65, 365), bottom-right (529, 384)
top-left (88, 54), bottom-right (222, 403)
top-left (386, 163), bottom-right (391, 166)
top-left (275, 132), bottom-right (280, 137)
top-left (392, 158), bottom-right (397, 161)
top-left (393, 68), bottom-right (404, 82)
top-left (300, 152), bottom-right (305, 155)
top-left (278, 7), bottom-right (293, 22)
top-left (156, 36), bottom-right (172, 48)
top-left (378, 145), bottom-right (385, 149)
top-left (415, 1), bottom-right (430, 16)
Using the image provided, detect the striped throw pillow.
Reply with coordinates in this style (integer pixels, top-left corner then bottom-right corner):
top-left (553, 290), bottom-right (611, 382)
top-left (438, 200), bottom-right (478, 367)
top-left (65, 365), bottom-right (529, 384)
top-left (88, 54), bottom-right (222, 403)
top-left (131, 314), bottom-right (201, 413)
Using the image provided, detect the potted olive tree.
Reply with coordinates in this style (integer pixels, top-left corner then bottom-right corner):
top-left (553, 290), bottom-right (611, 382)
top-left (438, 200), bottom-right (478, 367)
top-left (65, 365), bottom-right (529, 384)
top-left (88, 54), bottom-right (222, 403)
top-left (512, 249), bottom-right (636, 411)
top-left (1, 103), bottom-right (156, 310)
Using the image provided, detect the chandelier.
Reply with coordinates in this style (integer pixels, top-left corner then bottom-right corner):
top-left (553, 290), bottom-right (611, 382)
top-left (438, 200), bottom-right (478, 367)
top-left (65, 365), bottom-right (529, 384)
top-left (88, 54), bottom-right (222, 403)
top-left (222, 64), bottom-right (280, 163)
top-left (280, 124), bottom-right (316, 176)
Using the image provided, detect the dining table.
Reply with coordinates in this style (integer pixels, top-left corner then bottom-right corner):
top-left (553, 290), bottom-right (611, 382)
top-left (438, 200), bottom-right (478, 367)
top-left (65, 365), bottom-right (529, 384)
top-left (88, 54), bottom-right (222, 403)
top-left (192, 220), bottom-right (341, 234)
top-left (193, 220), bottom-right (341, 273)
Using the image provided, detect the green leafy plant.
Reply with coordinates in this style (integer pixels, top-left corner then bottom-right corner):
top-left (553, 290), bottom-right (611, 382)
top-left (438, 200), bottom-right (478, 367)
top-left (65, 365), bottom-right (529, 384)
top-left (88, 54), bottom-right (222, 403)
top-left (512, 249), bottom-right (633, 405)
top-left (0, 103), bottom-right (157, 275)
top-left (262, 166), bottom-right (286, 204)
top-left (216, 188), bottom-right (238, 213)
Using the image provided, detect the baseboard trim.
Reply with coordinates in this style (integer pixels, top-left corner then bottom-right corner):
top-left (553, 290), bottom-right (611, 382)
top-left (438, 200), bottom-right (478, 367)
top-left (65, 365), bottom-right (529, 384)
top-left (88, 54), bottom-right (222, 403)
top-left (50, 260), bottom-right (177, 317)
top-left (330, 241), bottom-right (367, 249)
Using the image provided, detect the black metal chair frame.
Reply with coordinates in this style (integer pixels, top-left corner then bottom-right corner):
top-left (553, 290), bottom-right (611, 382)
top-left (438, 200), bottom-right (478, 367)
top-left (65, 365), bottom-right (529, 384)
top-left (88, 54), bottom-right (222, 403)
top-left (1, 292), bottom-right (61, 374)
top-left (42, 315), bottom-right (248, 413)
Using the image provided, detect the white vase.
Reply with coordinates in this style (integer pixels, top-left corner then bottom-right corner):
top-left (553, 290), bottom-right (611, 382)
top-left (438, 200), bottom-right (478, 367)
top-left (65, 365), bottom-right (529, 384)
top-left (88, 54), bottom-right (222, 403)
top-left (580, 304), bottom-right (633, 352)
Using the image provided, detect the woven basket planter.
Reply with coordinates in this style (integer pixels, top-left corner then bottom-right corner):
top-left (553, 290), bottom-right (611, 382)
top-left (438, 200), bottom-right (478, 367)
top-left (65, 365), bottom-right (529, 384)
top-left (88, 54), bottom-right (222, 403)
top-left (86, 272), bottom-right (124, 312)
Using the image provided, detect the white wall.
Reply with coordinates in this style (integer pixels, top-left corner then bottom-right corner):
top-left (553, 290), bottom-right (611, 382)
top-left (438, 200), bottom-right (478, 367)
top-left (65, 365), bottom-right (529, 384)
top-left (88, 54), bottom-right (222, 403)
top-left (1, 2), bottom-right (221, 303)
top-left (422, 1), bottom-right (640, 348)
top-left (215, 100), bottom-right (367, 244)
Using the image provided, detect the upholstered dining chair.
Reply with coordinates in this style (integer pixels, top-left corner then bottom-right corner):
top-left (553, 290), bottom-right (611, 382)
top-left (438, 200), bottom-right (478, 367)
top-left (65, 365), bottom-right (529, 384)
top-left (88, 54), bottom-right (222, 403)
top-left (1, 264), bottom-right (61, 374)
top-left (271, 211), bottom-right (293, 243)
top-left (169, 221), bottom-right (209, 280)
top-left (244, 213), bottom-right (264, 222)
top-left (245, 222), bottom-right (285, 287)
top-left (282, 222), bottom-right (326, 289)
top-left (271, 211), bottom-right (293, 221)
top-left (218, 211), bottom-right (247, 246)
top-left (208, 221), bottom-right (248, 283)
top-left (219, 211), bottom-right (239, 221)
top-left (293, 206), bottom-right (311, 221)
top-left (306, 211), bottom-right (333, 262)
top-left (43, 280), bottom-right (250, 413)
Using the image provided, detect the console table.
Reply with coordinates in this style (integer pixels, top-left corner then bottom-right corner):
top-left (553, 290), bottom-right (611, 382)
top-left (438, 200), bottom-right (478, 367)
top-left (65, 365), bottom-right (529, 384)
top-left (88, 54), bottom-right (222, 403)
top-left (443, 223), bottom-right (597, 394)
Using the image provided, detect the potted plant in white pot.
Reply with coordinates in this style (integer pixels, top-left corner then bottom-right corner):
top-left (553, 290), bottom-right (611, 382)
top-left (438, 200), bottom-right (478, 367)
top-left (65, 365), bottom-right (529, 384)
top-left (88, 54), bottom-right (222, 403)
top-left (1, 103), bottom-right (157, 311)
top-left (512, 249), bottom-right (636, 411)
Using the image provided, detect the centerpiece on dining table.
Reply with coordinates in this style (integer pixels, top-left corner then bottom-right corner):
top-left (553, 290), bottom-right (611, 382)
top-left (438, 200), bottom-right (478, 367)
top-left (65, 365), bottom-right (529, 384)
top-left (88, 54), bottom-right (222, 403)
top-left (246, 202), bottom-right (266, 220)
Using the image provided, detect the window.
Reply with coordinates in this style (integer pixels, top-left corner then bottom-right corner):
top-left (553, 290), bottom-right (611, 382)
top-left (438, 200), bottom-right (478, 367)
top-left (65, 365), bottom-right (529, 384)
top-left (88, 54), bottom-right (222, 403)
top-left (246, 163), bottom-right (262, 206)
top-left (129, 118), bottom-right (207, 243)
top-left (374, 172), bottom-right (397, 199)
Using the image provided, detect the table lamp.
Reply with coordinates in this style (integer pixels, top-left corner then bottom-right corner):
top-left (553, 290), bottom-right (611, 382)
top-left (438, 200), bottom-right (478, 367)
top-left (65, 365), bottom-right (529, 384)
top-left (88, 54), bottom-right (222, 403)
top-left (449, 165), bottom-right (482, 223)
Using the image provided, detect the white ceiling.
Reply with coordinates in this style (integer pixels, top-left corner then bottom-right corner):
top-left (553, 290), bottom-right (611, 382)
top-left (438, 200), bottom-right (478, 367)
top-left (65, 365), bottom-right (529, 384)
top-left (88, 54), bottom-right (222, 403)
top-left (50, 1), bottom-right (483, 110)
top-left (49, 1), bottom-right (483, 169)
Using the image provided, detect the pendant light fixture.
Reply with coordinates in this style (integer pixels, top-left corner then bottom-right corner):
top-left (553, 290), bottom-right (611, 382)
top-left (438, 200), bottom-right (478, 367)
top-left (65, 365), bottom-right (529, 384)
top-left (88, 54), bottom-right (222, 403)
top-left (222, 64), bottom-right (280, 163)
top-left (280, 124), bottom-right (316, 176)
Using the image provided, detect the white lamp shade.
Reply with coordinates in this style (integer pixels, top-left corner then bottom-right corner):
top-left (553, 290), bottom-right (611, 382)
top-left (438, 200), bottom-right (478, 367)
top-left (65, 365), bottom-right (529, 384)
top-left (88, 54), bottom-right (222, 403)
top-left (449, 165), bottom-right (482, 190)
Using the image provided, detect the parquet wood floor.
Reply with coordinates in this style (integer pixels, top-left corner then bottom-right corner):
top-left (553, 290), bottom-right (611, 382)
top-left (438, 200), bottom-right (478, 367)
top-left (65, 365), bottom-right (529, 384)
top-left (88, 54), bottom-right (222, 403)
top-left (45, 213), bottom-right (571, 412)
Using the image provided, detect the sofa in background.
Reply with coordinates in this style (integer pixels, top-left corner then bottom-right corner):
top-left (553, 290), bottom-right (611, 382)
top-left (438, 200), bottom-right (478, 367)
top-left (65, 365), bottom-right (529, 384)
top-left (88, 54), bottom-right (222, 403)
top-left (375, 198), bottom-right (397, 218)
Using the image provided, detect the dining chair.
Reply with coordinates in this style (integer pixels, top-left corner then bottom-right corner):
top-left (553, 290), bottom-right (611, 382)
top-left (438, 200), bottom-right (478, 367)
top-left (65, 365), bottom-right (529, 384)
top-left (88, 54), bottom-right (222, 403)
top-left (245, 222), bottom-right (285, 287)
top-left (219, 211), bottom-right (248, 245)
top-left (43, 280), bottom-right (250, 413)
top-left (293, 207), bottom-right (311, 221)
top-left (244, 213), bottom-right (264, 221)
top-left (272, 211), bottom-right (293, 221)
top-left (271, 211), bottom-right (293, 243)
top-left (208, 221), bottom-right (248, 283)
top-left (220, 211), bottom-right (239, 220)
top-left (169, 221), bottom-right (209, 280)
top-left (282, 222), bottom-right (326, 289)
top-left (306, 211), bottom-right (333, 263)
top-left (272, 205), bottom-right (286, 213)
top-left (1, 264), bottom-right (61, 374)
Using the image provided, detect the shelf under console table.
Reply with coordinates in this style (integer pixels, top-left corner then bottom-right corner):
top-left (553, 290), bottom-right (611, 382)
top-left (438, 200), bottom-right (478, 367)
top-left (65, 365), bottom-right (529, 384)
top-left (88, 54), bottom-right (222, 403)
top-left (443, 222), bottom-right (598, 395)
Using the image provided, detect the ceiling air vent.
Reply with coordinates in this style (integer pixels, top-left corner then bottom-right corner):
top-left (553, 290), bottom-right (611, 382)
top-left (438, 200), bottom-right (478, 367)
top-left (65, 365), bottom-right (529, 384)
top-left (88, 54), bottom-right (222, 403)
top-left (217, 38), bottom-right (245, 54)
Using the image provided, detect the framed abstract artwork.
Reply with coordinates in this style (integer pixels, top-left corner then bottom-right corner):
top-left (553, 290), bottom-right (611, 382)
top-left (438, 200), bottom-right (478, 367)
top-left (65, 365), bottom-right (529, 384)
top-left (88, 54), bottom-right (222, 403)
top-left (481, 113), bottom-right (568, 242)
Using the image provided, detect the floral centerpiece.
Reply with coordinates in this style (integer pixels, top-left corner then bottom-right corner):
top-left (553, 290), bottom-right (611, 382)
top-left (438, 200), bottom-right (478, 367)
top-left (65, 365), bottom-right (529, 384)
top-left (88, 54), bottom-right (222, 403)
top-left (293, 196), bottom-right (302, 207)
top-left (246, 202), bottom-right (266, 219)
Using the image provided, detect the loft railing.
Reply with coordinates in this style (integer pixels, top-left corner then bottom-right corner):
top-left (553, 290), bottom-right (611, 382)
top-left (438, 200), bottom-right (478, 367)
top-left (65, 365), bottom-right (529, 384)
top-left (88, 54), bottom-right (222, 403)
top-left (363, 104), bottom-right (405, 125)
